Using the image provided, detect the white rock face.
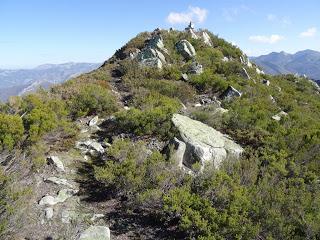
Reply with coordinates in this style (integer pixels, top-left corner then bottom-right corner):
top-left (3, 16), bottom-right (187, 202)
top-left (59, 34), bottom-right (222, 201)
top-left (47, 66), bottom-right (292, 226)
top-left (176, 40), bottom-right (196, 60)
top-left (186, 28), bottom-right (199, 39)
top-left (241, 67), bottom-right (251, 80)
top-left (88, 116), bottom-right (99, 127)
top-left (172, 114), bottom-right (243, 170)
top-left (47, 156), bottom-right (65, 172)
top-left (78, 226), bottom-right (110, 240)
top-left (137, 47), bottom-right (166, 69)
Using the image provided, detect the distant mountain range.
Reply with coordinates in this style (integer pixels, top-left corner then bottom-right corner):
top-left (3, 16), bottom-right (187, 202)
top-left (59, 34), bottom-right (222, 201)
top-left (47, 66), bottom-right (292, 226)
top-left (0, 62), bottom-right (100, 101)
top-left (251, 49), bottom-right (320, 81)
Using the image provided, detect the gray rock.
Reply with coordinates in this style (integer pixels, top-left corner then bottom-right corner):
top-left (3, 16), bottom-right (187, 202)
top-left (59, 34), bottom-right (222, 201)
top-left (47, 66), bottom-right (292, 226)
top-left (47, 156), bottom-right (65, 172)
top-left (45, 207), bottom-right (53, 219)
top-left (129, 48), bottom-right (141, 59)
top-left (78, 226), bottom-right (110, 240)
top-left (172, 114), bottom-right (243, 170)
top-left (176, 40), bottom-right (196, 60)
top-left (39, 189), bottom-right (78, 206)
top-left (188, 61), bottom-right (203, 75)
top-left (256, 67), bottom-right (264, 74)
top-left (39, 195), bottom-right (56, 206)
top-left (222, 56), bottom-right (230, 62)
top-left (90, 214), bottom-right (105, 222)
top-left (148, 35), bottom-right (168, 53)
top-left (220, 86), bottom-right (242, 100)
top-left (76, 139), bottom-right (105, 154)
top-left (45, 176), bottom-right (73, 188)
top-left (241, 67), bottom-right (250, 80)
top-left (186, 28), bottom-right (199, 39)
top-left (269, 95), bottom-right (276, 103)
top-left (137, 47), bottom-right (166, 69)
top-left (171, 137), bottom-right (186, 168)
top-left (61, 209), bottom-right (79, 224)
top-left (88, 116), bottom-right (99, 127)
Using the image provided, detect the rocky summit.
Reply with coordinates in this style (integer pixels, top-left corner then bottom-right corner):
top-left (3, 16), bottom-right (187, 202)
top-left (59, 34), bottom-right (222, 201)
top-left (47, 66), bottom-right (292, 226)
top-left (1, 21), bottom-right (320, 240)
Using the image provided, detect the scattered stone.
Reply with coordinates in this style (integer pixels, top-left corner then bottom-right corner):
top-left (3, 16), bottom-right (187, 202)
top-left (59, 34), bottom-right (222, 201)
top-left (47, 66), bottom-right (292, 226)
top-left (188, 61), bottom-right (203, 75)
top-left (124, 106), bottom-right (130, 110)
top-left (44, 177), bottom-right (73, 188)
top-left (129, 48), bottom-right (140, 59)
top-left (269, 95), bottom-right (276, 103)
top-left (241, 67), bottom-right (250, 80)
top-left (90, 214), bottom-right (105, 222)
top-left (172, 114), bottom-right (243, 170)
top-left (220, 86), bottom-right (242, 100)
top-left (47, 156), bottom-right (65, 172)
top-left (39, 195), bottom-right (56, 206)
top-left (88, 116), bottom-right (99, 127)
top-left (39, 189), bottom-right (78, 206)
top-left (76, 140), bottom-right (105, 154)
top-left (78, 226), bottom-right (110, 240)
top-left (277, 86), bottom-right (282, 92)
top-left (272, 111), bottom-right (288, 121)
top-left (262, 79), bottom-right (270, 86)
top-left (181, 73), bottom-right (189, 81)
top-left (176, 39), bottom-right (196, 60)
top-left (194, 103), bottom-right (202, 107)
top-left (61, 209), bottom-right (79, 224)
top-left (45, 207), bottom-right (53, 219)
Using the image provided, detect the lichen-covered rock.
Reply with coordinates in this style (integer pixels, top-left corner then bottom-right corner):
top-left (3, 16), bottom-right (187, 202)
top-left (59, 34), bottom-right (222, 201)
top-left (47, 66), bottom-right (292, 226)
top-left (39, 189), bottom-right (78, 206)
top-left (78, 226), bottom-right (110, 240)
top-left (88, 116), bottom-right (99, 126)
top-left (272, 111), bottom-right (288, 121)
top-left (220, 86), bottom-right (242, 100)
top-left (171, 137), bottom-right (186, 168)
top-left (44, 176), bottom-right (73, 188)
top-left (137, 47), bottom-right (166, 69)
top-left (176, 40), bottom-right (196, 60)
top-left (45, 207), bottom-right (53, 219)
top-left (172, 114), bottom-right (243, 170)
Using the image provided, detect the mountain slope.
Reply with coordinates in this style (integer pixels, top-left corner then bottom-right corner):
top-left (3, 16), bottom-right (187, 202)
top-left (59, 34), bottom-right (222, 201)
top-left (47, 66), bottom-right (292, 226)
top-left (0, 26), bottom-right (320, 239)
top-left (0, 62), bottom-right (100, 101)
top-left (251, 49), bottom-right (320, 80)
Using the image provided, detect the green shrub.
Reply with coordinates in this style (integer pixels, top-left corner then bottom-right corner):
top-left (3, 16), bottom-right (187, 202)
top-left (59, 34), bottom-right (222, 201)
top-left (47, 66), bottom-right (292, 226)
top-left (0, 114), bottom-right (24, 150)
top-left (69, 84), bottom-right (118, 118)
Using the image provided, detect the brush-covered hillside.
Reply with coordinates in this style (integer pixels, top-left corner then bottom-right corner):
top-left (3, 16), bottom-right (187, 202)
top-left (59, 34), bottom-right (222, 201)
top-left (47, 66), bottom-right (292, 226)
top-left (0, 24), bottom-right (319, 239)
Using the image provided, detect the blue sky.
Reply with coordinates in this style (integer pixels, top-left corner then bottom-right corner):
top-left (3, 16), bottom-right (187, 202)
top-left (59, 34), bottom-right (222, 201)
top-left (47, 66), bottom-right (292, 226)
top-left (0, 0), bottom-right (319, 68)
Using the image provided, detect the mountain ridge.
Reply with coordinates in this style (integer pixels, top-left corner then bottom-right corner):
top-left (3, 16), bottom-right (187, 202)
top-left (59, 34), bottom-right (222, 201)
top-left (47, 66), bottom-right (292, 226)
top-left (251, 49), bottom-right (320, 80)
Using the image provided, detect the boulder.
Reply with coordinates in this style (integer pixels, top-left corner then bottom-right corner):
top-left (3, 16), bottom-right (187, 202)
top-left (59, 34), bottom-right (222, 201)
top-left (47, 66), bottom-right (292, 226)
top-left (136, 47), bottom-right (166, 69)
top-left (188, 61), bottom-right (203, 75)
top-left (78, 226), bottom-right (110, 240)
top-left (201, 31), bottom-right (213, 47)
top-left (176, 40), bottom-right (196, 60)
top-left (147, 35), bottom-right (168, 54)
top-left (39, 196), bottom-right (56, 206)
top-left (88, 116), bottom-right (99, 127)
top-left (222, 56), bottom-right (230, 62)
top-left (45, 177), bottom-right (73, 188)
top-left (186, 28), bottom-right (199, 39)
top-left (256, 67), bottom-right (264, 75)
top-left (172, 114), bottom-right (243, 170)
top-left (47, 156), bottom-right (65, 172)
top-left (220, 86), bottom-right (242, 100)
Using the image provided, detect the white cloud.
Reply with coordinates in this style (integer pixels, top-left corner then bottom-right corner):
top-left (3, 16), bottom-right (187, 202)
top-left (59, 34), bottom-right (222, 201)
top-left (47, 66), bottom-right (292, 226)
top-left (249, 34), bottom-right (285, 44)
top-left (222, 5), bottom-right (251, 22)
top-left (300, 27), bottom-right (317, 38)
top-left (166, 6), bottom-right (208, 24)
top-left (267, 14), bottom-right (291, 27)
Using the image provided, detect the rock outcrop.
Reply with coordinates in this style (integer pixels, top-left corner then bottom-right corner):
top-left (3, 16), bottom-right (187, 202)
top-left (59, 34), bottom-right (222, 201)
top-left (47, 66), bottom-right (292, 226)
top-left (176, 40), bottom-right (196, 60)
top-left (47, 156), bottom-right (65, 172)
top-left (188, 61), bottom-right (203, 75)
top-left (171, 114), bottom-right (243, 170)
top-left (39, 189), bottom-right (78, 206)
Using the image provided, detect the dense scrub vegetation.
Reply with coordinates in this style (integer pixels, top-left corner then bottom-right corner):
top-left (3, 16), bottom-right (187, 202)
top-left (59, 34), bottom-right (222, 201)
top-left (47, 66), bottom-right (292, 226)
top-left (0, 28), bottom-right (320, 239)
